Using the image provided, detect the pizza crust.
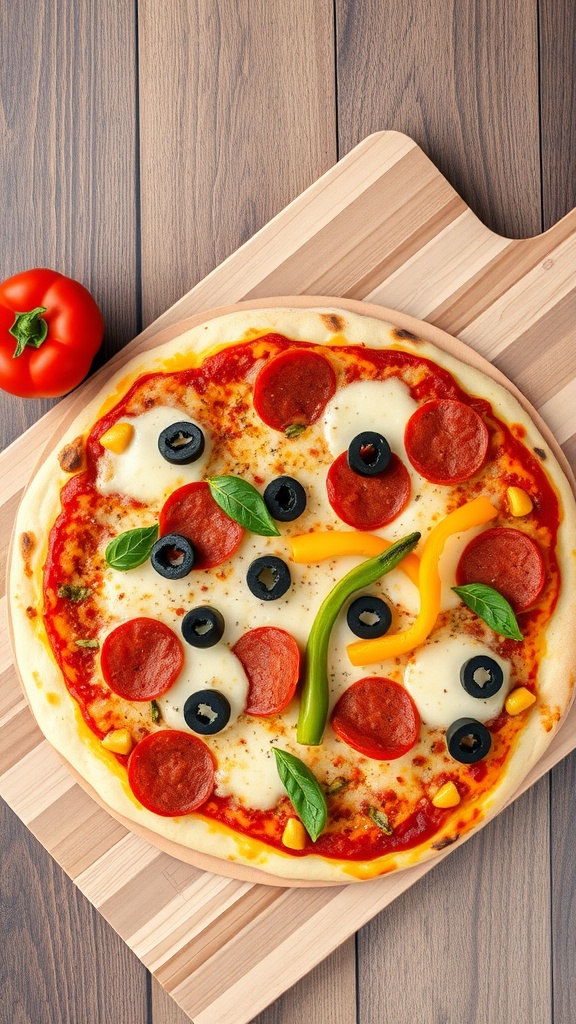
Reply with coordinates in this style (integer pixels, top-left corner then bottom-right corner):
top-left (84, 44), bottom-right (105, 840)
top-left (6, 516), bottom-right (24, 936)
top-left (9, 301), bottom-right (576, 883)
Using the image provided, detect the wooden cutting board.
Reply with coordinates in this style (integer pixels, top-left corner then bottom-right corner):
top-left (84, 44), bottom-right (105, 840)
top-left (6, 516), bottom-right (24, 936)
top-left (2, 130), bottom-right (576, 1024)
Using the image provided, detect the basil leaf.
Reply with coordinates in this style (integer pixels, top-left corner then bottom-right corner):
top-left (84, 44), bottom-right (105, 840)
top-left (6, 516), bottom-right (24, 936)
top-left (58, 584), bottom-right (92, 602)
top-left (105, 524), bottom-right (159, 571)
top-left (208, 475), bottom-right (280, 537)
top-left (74, 638), bottom-right (100, 649)
top-left (452, 583), bottom-right (523, 641)
top-left (272, 748), bottom-right (327, 842)
top-left (368, 806), bottom-right (393, 835)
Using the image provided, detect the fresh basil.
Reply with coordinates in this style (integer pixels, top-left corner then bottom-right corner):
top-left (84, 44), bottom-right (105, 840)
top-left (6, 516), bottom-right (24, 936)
top-left (208, 475), bottom-right (280, 537)
top-left (57, 584), bottom-right (92, 602)
top-left (368, 805), bottom-right (393, 835)
top-left (74, 638), bottom-right (100, 649)
top-left (105, 524), bottom-right (159, 571)
top-left (272, 748), bottom-right (327, 842)
top-left (452, 583), bottom-right (523, 641)
top-left (285, 423), bottom-right (306, 440)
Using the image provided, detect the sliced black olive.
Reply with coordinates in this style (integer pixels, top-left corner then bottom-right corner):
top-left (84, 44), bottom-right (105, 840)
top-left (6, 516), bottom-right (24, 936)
top-left (184, 689), bottom-right (231, 735)
top-left (347, 595), bottom-right (392, 639)
top-left (246, 556), bottom-right (291, 601)
top-left (158, 421), bottom-right (205, 465)
top-left (460, 655), bottom-right (504, 699)
top-left (263, 476), bottom-right (307, 522)
top-left (150, 533), bottom-right (195, 579)
top-left (446, 718), bottom-right (492, 764)
top-left (347, 431), bottom-right (391, 476)
top-left (181, 606), bottom-right (225, 648)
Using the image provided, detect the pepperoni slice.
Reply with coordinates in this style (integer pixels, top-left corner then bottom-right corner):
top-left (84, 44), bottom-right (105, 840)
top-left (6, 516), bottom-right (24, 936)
top-left (404, 399), bottom-right (489, 484)
top-left (253, 349), bottom-right (337, 431)
top-left (326, 451), bottom-right (410, 530)
top-left (159, 482), bottom-right (244, 570)
top-left (101, 617), bottom-right (184, 701)
top-left (232, 627), bottom-right (300, 716)
top-left (331, 677), bottom-right (420, 760)
top-left (128, 730), bottom-right (215, 816)
top-left (455, 527), bottom-right (545, 612)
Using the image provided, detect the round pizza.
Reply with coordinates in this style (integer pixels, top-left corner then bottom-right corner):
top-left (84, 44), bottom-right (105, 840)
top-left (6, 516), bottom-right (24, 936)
top-left (9, 302), bottom-right (576, 884)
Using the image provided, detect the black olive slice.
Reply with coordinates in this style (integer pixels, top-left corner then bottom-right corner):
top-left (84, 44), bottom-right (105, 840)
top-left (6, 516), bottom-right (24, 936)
top-left (346, 595), bottom-right (392, 639)
top-left (460, 655), bottom-right (504, 699)
top-left (446, 718), bottom-right (492, 764)
top-left (246, 556), bottom-right (291, 601)
top-left (184, 689), bottom-right (231, 735)
top-left (150, 533), bottom-right (195, 579)
top-left (181, 606), bottom-right (225, 648)
top-left (158, 421), bottom-right (205, 465)
top-left (263, 476), bottom-right (307, 522)
top-left (347, 431), bottom-right (391, 477)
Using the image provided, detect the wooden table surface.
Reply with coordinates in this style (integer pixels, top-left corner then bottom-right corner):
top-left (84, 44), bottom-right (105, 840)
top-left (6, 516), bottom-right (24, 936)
top-left (2, 3), bottom-right (575, 1023)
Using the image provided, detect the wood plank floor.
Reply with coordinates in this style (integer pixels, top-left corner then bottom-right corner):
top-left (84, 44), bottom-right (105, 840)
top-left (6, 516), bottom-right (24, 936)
top-left (1, 3), bottom-right (574, 1022)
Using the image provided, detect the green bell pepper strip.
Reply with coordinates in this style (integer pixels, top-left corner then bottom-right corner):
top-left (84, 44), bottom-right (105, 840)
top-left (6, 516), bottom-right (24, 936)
top-left (296, 532), bottom-right (421, 746)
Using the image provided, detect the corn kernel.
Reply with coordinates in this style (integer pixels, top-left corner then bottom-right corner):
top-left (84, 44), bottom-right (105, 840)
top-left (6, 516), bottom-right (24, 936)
top-left (282, 818), bottom-right (307, 850)
top-left (101, 728), bottom-right (134, 755)
top-left (505, 687), bottom-right (536, 716)
top-left (100, 422), bottom-right (134, 454)
top-left (432, 781), bottom-right (461, 809)
top-left (507, 486), bottom-right (533, 517)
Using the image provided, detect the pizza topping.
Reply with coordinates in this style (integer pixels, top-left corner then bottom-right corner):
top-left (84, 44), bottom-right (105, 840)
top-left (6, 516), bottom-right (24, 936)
top-left (332, 677), bottom-right (420, 760)
top-left (347, 431), bottom-right (391, 476)
top-left (289, 530), bottom-right (421, 586)
top-left (263, 475), bottom-right (307, 522)
top-left (158, 420), bottom-right (205, 464)
top-left (506, 485), bottom-right (534, 517)
top-left (159, 482), bottom-right (244, 569)
top-left (150, 699), bottom-right (161, 723)
top-left (181, 606), bottom-right (225, 648)
top-left (455, 528), bottom-right (545, 613)
top-left (127, 730), bottom-right (215, 816)
top-left (232, 627), bottom-right (300, 715)
top-left (346, 595), bottom-right (392, 639)
top-left (348, 497), bottom-right (498, 666)
top-left (326, 451), bottom-right (411, 530)
top-left (452, 581), bottom-right (524, 640)
top-left (183, 689), bottom-right (231, 735)
top-left (297, 533), bottom-right (421, 746)
top-left (207, 475), bottom-right (280, 536)
top-left (404, 399), bottom-right (489, 484)
top-left (101, 617), bottom-right (184, 701)
top-left (282, 818), bottom-right (308, 850)
top-left (272, 748), bottom-right (327, 842)
top-left (150, 533), bottom-right (196, 580)
top-left (75, 638), bottom-right (100, 649)
top-left (367, 806), bottom-right (394, 834)
top-left (460, 655), bottom-right (504, 699)
top-left (505, 687), bottom-right (537, 715)
top-left (99, 422), bottom-right (134, 454)
top-left (101, 727), bottom-right (134, 755)
top-left (253, 348), bottom-right (337, 431)
top-left (246, 556), bottom-right (292, 601)
top-left (322, 377), bottom-right (417, 464)
top-left (446, 718), bottom-right (492, 764)
top-left (57, 583), bottom-right (92, 602)
top-left (105, 524), bottom-right (159, 571)
top-left (431, 781), bottom-right (461, 808)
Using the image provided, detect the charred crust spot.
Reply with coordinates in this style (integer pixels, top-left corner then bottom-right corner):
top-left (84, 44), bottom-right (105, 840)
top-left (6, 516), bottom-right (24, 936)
top-left (432, 834), bottom-right (459, 851)
top-left (25, 606), bottom-right (37, 619)
top-left (533, 447), bottom-right (547, 461)
top-left (320, 313), bottom-right (344, 333)
top-left (393, 328), bottom-right (420, 342)
top-left (58, 436), bottom-right (85, 473)
top-left (20, 532), bottom-right (36, 577)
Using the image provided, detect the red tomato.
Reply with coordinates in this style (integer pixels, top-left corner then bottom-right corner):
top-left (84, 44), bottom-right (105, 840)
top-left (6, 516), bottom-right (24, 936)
top-left (0, 268), bottom-right (104, 397)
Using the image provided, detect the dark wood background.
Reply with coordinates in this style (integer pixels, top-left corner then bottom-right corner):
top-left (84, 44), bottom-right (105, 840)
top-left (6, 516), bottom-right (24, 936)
top-left (1, 2), bottom-right (575, 1022)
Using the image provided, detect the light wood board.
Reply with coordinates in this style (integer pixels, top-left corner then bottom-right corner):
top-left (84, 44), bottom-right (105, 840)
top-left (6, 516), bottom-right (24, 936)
top-left (1, 131), bottom-right (576, 1023)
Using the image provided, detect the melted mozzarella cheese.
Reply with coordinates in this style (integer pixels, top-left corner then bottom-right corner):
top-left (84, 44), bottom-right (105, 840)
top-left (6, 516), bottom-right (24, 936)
top-left (322, 377), bottom-right (418, 461)
top-left (403, 635), bottom-right (511, 728)
top-left (96, 406), bottom-right (211, 505)
top-left (158, 645), bottom-right (249, 732)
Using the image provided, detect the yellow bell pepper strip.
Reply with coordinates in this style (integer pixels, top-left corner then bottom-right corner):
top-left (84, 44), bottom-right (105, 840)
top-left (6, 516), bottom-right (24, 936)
top-left (347, 496), bottom-right (498, 666)
top-left (296, 532), bottom-right (421, 746)
top-left (289, 531), bottom-right (421, 587)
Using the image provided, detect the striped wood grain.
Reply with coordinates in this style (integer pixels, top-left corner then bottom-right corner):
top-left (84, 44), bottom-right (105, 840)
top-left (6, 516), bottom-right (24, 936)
top-left (2, 133), bottom-right (576, 1023)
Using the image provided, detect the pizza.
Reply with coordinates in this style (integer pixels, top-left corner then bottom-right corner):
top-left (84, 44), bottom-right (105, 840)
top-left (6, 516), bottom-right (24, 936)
top-left (9, 303), bottom-right (576, 884)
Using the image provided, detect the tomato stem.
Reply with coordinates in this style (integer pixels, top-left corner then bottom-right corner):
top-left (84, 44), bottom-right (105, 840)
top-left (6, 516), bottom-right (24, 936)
top-left (10, 306), bottom-right (49, 357)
